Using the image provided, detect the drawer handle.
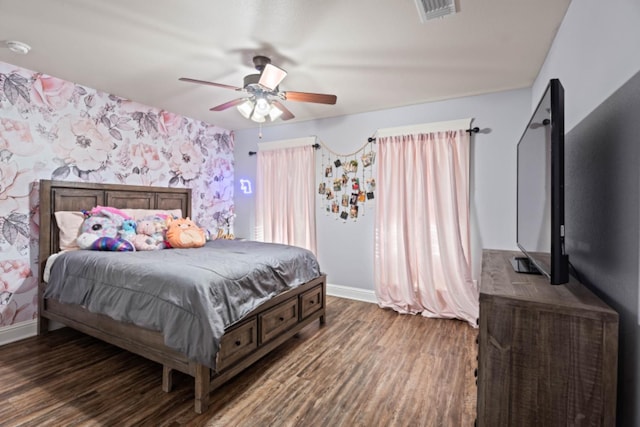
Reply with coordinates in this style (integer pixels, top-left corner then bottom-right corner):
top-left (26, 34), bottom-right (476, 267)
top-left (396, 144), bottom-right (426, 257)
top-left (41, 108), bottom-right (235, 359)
top-left (235, 340), bottom-right (241, 346)
top-left (279, 316), bottom-right (285, 321)
top-left (309, 300), bottom-right (314, 304)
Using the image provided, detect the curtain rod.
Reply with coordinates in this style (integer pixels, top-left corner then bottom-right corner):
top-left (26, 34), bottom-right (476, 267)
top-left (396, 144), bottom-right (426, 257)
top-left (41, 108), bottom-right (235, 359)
top-left (367, 126), bottom-right (480, 142)
top-left (248, 143), bottom-right (320, 156)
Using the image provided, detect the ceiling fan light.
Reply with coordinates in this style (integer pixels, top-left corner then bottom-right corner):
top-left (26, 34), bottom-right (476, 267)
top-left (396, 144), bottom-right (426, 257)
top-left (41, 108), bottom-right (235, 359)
top-left (268, 105), bottom-right (284, 121)
top-left (251, 110), bottom-right (266, 123)
top-left (236, 100), bottom-right (254, 119)
top-left (254, 97), bottom-right (271, 116)
top-left (259, 64), bottom-right (288, 91)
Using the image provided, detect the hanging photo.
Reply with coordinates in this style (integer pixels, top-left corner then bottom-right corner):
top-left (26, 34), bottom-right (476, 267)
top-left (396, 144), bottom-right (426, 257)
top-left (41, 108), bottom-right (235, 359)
top-left (351, 178), bottom-right (360, 191)
top-left (362, 152), bottom-right (376, 167)
top-left (315, 136), bottom-right (377, 224)
top-left (325, 166), bottom-right (333, 178)
top-left (366, 178), bottom-right (376, 191)
top-left (343, 160), bottom-right (358, 173)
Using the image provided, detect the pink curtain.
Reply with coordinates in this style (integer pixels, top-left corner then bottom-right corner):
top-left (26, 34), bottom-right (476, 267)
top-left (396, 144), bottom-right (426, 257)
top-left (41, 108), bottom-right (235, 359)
top-left (374, 130), bottom-right (478, 326)
top-left (255, 144), bottom-right (317, 255)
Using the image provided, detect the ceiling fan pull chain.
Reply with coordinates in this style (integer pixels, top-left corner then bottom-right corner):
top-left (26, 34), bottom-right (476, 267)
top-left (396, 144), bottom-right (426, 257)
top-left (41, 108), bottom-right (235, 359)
top-left (258, 123), bottom-right (263, 139)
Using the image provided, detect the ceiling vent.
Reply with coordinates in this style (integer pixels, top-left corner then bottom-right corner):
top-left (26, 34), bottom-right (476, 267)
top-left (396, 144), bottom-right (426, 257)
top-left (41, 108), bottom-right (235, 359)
top-left (414, 0), bottom-right (457, 22)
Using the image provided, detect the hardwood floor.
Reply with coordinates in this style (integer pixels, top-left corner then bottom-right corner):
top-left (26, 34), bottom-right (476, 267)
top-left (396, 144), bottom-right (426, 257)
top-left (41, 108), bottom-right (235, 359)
top-left (0, 297), bottom-right (477, 427)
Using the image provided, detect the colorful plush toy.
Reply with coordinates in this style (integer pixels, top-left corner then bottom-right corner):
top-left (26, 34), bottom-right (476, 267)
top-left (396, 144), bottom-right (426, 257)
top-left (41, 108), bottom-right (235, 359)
top-left (89, 205), bottom-right (130, 220)
top-left (119, 219), bottom-right (137, 242)
top-left (166, 217), bottom-right (206, 249)
top-left (131, 215), bottom-right (168, 251)
top-left (76, 209), bottom-right (134, 252)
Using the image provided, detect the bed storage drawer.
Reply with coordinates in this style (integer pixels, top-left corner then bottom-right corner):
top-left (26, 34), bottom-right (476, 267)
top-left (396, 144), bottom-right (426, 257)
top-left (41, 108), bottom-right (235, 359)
top-left (217, 319), bottom-right (258, 370)
top-left (259, 298), bottom-right (298, 344)
top-left (299, 285), bottom-right (323, 320)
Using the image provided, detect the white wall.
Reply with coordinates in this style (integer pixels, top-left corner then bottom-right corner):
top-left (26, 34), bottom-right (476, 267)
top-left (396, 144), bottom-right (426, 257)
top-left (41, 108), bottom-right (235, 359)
top-left (533, 0), bottom-right (640, 131)
top-left (234, 88), bottom-right (531, 291)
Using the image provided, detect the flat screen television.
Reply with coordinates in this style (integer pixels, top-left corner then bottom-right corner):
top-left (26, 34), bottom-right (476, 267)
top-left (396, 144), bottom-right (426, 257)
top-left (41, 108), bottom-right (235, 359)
top-left (512, 78), bottom-right (569, 285)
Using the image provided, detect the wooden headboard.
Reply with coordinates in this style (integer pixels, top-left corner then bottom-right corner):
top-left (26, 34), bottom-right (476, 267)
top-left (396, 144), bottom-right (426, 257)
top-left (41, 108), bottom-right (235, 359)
top-left (38, 180), bottom-right (192, 281)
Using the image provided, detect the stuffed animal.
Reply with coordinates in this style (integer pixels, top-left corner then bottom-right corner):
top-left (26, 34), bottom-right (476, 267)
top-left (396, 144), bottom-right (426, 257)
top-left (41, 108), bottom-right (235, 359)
top-left (215, 229), bottom-right (235, 240)
top-left (77, 234), bottom-right (136, 251)
top-left (79, 211), bottom-right (119, 239)
top-left (89, 205), bottom-right (130, 221)
top-left (119, 219), bottom-right (137, 242)
top-left (166, 217), bottom-right (206, 249)
top-left (131, 215), bottom-right (167, 251)
top-left (76, 210), bottom-right (134, 252)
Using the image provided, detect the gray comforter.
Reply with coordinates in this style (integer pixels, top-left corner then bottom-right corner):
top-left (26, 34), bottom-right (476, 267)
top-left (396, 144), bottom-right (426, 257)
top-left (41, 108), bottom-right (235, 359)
top-left (44, 239), bottom-right (321, 369)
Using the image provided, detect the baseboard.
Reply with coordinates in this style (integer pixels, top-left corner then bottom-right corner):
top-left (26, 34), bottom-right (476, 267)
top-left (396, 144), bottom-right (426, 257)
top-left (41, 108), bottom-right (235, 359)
top-left (0, 319), bottom-right (37, 345)
top-left (326, 283), bottom-right (377, 304)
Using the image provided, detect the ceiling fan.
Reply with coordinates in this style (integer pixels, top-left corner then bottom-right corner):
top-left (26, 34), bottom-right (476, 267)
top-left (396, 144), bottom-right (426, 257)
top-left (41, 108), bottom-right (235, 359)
top-left (179, 55), bottom-right (337, 123)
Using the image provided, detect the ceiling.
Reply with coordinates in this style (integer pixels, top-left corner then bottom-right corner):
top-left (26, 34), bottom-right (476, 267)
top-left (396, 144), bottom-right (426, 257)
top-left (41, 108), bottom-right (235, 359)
top-left (0, 0), bottom-right (571, 131)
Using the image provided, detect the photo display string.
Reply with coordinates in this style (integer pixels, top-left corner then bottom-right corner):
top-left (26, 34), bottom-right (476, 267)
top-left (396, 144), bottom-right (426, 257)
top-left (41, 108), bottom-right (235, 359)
top-left (317, 138), bottom-right (376, 222)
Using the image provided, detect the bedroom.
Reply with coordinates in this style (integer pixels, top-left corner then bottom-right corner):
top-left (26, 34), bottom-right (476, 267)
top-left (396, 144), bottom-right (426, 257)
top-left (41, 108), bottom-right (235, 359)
top-left (1, 0), bottom-right (639, 425)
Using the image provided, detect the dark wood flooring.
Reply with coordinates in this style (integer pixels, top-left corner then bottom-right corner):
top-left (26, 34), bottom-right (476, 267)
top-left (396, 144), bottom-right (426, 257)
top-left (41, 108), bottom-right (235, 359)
top-left (0, 297), bottom-right (477, 426)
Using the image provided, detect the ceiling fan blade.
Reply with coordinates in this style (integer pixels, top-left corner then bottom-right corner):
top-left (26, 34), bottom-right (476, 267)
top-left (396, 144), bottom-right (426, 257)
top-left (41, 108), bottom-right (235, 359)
top-left (179, 77), bottom-right (242, 91)
top-left (271, 100), bottom-right (295, 121)
top-left (283, 91), bottom-right (337, 105)
top-left (258, 63), bottom-right (287, 91)
top-left (210, 98), bottom-right (247, 111)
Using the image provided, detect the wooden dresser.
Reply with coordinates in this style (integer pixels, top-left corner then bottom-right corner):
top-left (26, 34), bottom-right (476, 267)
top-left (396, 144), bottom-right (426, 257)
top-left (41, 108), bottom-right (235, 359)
top-left (477, 249), bottom-right (618, 426)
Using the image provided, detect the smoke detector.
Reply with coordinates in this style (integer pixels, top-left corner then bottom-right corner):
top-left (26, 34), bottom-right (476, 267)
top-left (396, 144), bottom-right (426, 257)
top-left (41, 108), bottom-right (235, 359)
top-left (5, 40), bottom-right (31, 55)
top-left (414, 0), bottom-right (457, 22)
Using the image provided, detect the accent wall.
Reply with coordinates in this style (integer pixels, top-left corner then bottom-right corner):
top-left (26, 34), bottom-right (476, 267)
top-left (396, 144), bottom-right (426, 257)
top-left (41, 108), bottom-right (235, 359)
top-left (0, 61), bottom-right (234, 332)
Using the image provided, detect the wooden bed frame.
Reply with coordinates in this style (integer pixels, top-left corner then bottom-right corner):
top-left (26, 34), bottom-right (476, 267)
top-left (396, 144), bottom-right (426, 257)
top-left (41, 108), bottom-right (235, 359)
top-left (37, 179), bottom-right (326, 414)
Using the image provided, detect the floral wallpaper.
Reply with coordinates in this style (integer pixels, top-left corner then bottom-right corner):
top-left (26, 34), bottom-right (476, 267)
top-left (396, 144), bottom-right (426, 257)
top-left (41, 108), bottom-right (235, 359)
top-left (0, 61), bottom-right (234, 329)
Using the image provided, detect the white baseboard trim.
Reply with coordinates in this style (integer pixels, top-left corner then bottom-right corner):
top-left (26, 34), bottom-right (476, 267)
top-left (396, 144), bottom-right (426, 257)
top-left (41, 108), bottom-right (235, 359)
top-left (327, 283), bottom-right (377, 304)
top-left (0, 319), bottom-right (37, 345)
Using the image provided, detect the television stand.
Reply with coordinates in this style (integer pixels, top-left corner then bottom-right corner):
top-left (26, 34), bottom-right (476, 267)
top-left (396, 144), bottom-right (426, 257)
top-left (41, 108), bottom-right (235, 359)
top-left (510, 256), bottom-right (541, 274)
top-left (477, 249), bottom-right (618, 426)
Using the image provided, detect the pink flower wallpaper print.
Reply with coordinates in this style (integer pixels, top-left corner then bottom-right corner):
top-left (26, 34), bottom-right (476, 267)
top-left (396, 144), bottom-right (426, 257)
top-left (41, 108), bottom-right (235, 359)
top-left (0, 61), bottom-right (235, 329)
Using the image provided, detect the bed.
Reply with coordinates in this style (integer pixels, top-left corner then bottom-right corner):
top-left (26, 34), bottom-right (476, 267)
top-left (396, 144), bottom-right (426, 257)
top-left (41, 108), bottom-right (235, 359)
top-left (37, 179), bottom-right (327, 414)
